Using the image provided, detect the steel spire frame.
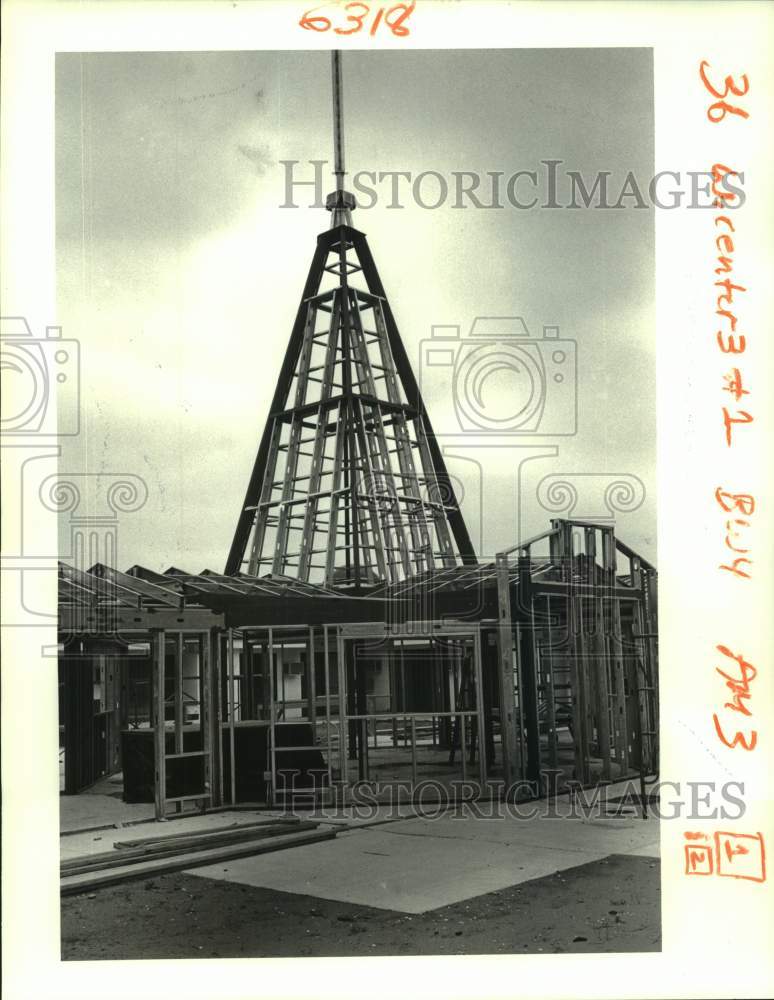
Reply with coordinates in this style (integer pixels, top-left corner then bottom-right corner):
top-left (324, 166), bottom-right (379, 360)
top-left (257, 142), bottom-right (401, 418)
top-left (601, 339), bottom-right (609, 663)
top-left (226, 52), bottom-right (476, 588)
top-left (225, 223), bottom-right (476, 588)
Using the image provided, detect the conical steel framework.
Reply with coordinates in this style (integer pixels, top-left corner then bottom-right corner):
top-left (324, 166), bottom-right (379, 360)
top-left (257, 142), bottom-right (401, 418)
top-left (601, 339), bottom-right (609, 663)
top-left (227, 52), bottom-right (475, 588)
top-left (226, 223), bottom-right (476, 588)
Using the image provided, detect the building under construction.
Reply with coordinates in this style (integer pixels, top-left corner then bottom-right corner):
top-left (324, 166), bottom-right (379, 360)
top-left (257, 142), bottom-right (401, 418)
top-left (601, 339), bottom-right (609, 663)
top-left (58, 54), bottom-right (658, 821)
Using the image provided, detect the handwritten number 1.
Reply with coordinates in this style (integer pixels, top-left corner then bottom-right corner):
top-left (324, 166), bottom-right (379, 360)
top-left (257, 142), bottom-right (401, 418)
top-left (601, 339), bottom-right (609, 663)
top-left (370, 7), bottom-right (384, 35)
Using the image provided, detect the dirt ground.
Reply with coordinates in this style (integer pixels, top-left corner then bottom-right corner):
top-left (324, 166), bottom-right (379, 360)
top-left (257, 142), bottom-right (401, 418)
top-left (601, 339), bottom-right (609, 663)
top-left (61, 854), bottom-right (660, 959)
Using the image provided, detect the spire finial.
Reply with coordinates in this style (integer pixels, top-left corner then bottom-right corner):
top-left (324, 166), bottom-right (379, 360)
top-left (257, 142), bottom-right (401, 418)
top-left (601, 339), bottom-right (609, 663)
top-left (326, 50), bottom-right (356, 227)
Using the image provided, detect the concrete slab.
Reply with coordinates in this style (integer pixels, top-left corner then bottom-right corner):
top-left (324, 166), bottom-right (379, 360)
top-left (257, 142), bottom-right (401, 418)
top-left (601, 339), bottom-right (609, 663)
top-left (60, 810), bottom-right (289, 859)
top-left (59, 794), bottom-right (156, 833)
top-left (187, 824), bottom-right (603, 913)
top-left (381, 814), bottom-right (661, 858)
top-left (186, 803), bottom-right (661, 913)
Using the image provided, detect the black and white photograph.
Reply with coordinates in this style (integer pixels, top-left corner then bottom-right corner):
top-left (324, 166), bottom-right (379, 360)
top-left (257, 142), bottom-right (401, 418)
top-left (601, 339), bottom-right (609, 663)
top-left (51, 44), bottom-right (660, 959)
top-left (2, 2), bottom-right (772, 998)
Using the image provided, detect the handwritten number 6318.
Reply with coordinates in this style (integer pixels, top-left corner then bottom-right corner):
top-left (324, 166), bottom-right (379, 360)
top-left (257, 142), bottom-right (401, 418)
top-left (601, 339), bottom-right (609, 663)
top-left (300, 1), bottom-right (416, 37)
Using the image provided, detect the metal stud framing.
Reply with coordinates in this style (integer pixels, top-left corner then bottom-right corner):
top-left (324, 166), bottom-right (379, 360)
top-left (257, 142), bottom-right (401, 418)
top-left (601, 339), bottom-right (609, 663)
top-left (494, 518), bottom-right (658, 794)
top-left (226, 225), bottom-right (476, 589)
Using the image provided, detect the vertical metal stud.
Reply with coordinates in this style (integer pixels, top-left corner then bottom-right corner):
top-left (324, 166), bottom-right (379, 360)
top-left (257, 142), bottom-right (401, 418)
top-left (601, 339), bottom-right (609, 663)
top-left (227, 628), bottom-right (236, 806)
top-left (152, 629), bottom-right (166, 821)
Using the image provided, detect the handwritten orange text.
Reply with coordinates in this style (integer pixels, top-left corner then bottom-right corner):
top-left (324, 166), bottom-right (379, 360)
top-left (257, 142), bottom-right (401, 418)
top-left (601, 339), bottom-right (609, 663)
top-left (699, 60), bottom-right (750, 123)
top-left (711, 644), bottom-right (757, 751)
top-left (710, 165), bottom-right (753, 448)
top-left (684, 830), bottom-right (765, 882)
top-left (300, 1), bottom-right (416, 37)
top-left (715, 486), bottom-right (754, 579)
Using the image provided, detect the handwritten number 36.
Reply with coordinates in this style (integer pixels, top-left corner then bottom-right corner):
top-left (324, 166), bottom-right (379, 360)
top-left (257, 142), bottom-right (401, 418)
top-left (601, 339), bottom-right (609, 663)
top-left (300, 2), bottom-right (415, 36)
top-left (699, 60), bottom-right (750, 123)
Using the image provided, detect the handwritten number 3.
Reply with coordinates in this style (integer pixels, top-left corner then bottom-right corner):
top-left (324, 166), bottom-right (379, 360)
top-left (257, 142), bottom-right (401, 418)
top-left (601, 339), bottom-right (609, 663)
top-left (699, 60), bottom-right (750, 123)
top-left (713, 713), bottom-right (757, 751)
top-left (335, 2), bottom-right (369, 34)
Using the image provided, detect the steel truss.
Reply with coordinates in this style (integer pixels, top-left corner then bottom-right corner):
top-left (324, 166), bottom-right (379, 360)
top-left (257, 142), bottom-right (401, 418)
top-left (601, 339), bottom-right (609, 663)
top-left (227, 225), bottom-right (476, 589)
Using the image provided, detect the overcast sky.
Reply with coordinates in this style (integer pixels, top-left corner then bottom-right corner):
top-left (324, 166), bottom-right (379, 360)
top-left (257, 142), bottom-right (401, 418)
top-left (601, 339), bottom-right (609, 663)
top-left (56, 48), bottom-right (655, 573)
